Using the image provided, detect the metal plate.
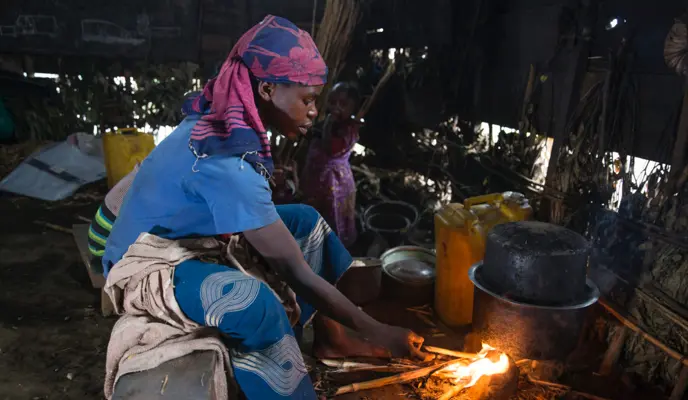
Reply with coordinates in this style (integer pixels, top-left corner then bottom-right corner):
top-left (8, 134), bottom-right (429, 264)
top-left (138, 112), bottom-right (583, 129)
top-left (381, 246), bottom-right (436, 286)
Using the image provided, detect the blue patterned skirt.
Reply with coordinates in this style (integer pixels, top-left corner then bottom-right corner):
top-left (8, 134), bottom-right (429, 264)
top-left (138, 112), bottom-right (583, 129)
top-left (173, 204), bottom-right (352, 399)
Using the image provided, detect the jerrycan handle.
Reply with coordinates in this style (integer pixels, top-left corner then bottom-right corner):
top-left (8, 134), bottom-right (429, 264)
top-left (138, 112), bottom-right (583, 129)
top-left (443, 204), bottom-right (478, 229)
top-left (116, 128), bottom-right (139, 135)
top-left (463, 193), bottom-right (504, 209)
top-left (498, 203), bottom-right (519, 221)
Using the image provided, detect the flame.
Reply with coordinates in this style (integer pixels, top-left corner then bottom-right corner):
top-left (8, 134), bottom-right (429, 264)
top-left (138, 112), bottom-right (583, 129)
top-left (438, 343), bottom-right (510, 388)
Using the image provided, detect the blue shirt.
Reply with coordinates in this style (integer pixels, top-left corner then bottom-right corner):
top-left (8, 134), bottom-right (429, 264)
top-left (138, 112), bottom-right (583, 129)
top-left (102, 116), bottom-right (280, 276)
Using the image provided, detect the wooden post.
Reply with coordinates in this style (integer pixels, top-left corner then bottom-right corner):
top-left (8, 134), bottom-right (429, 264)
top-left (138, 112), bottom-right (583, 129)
top-left (666, 87), bottom-right (688, 196)
top-left (540, 1), bottom-right (597, 220)
top-left (599, 326), bottom-right (628, 376)
top-left (670, 364), bottom-right (688, 400)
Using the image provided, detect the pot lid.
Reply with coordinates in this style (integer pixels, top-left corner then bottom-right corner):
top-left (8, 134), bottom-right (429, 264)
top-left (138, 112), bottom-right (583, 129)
top-left (385, 259), bottom-right (435, 285)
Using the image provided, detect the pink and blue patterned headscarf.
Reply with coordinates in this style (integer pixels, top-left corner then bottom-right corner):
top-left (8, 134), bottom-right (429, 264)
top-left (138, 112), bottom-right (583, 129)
top-left (184, 15), bottom-right (328, 175)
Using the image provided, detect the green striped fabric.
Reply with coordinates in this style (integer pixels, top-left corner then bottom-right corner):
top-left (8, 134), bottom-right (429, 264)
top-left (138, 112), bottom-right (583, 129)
top-left (88, 204), bottom-right (116, 258)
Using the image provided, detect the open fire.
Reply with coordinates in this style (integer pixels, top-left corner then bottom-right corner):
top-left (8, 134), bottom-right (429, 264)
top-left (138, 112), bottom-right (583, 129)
top-left (431, 343), bottom-right (511, 400)
top-left (330, 343), bottom-right (513, 399)
top-left (438, 343), bottom-right (510, 387)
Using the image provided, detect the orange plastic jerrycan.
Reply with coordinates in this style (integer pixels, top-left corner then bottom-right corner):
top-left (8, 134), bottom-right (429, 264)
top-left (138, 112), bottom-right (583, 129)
top-left (434, 204), bottom-right (486, 328)
top-left (464, 191), bottom-right (532, 235)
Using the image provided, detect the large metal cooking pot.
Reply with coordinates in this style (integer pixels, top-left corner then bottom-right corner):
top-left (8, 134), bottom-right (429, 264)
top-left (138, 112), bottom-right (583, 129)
top-left (469, 263), bottom-right (599, 361)
top-left (482, 221), bottom-right (590, 305)
top-left (380, 246), bottom-right (435, 306)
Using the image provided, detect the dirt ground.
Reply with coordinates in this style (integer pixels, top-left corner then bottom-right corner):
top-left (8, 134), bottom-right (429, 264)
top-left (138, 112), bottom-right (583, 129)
top-left (0, 184), bottom-right (666, 400)
top-left (0, 187), bottom-right (113, 400)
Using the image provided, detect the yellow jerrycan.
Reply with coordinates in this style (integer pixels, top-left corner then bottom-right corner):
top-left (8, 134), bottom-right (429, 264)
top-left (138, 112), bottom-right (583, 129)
top-left (434, 204), bottom-right (486, 328)
top-left (102, 128), bottom-right (155, 188)
top-left (463, 191), bottom-right (532, 235)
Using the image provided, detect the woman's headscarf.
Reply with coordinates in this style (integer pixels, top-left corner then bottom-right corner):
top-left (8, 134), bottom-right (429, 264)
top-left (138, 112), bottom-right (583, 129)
top-left (184, 15), bottom-right (327, 176)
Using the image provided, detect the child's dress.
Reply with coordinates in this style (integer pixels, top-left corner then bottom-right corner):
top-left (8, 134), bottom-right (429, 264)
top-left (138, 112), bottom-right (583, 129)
top-left (302, 122), bottom-right (359, 247)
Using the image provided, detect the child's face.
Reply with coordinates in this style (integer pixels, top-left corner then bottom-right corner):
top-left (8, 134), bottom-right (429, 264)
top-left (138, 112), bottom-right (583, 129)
top-left (327, 90), bottom-right (356, 122)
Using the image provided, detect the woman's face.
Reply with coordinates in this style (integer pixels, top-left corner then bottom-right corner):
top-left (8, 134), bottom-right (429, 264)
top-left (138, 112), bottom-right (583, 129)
top-left (327, 89), bottom-right (356, 122)
top-left (259, 82), bottom-right (322, 140)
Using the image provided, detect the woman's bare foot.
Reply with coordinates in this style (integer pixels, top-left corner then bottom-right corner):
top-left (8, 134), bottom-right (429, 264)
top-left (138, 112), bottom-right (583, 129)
top-left (312, 315), bottom-right (390, 359)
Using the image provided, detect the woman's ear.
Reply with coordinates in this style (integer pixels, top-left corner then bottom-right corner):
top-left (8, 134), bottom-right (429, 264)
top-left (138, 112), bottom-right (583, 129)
top-left (257, 81), bottom-right (276, 102)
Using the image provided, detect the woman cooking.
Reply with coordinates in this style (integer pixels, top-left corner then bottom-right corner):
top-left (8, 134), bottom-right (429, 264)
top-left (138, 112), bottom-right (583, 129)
top-left (103, 16), bottom-right (425, 400)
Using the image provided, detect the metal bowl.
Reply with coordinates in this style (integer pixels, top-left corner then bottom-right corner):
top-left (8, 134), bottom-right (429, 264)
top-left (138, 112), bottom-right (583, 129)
top-left (380, 246), bottom-right (436, 306)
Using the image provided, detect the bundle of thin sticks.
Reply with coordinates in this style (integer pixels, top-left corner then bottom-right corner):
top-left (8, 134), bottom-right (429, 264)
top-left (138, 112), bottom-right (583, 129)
top-left (315, 0), bottom-right (361, 116)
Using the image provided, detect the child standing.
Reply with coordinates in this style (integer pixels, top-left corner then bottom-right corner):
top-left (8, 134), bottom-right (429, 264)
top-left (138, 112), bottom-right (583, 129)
top-left (302, 82), bottom-right (361, 247)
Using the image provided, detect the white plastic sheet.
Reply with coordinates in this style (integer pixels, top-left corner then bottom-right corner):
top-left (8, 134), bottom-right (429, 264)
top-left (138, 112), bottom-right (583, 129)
top-left (0, 141), bottom-right (106, 201)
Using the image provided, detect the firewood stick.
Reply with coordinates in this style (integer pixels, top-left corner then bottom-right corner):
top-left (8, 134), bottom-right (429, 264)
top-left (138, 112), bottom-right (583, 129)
top-left (320, 359), bottom-right (380, 369)
top-left (334, 358), bottom-right (466, 395)
top-left (437, 382), bottom-right (468, 400)
top-left (670, 364), bottom-right (688, 400)
top-left (598, 326), bottom-right (628, 376)
top-left (406, 307), bottom-right (433, 316)
top-left (76, 215), bottom-right (91, 223)
top-left (320, 359), bottom-right (415, 370)
top-left (424, 346), bottom-right (478, 359)
top-left (415, 313), bottom-right (437, 328)
top-left (599, 298), bottom-right (688, 367)
top-left (528, 377), bottom-right (610, 400)
top-left (328, 365), bottom-right (417, 374)
top-left (34, 220), bottom-right (72, 234)
top-left (356, 61), bottom-right (395, 119)
top-left (434, 368), bottom-right (471, 379)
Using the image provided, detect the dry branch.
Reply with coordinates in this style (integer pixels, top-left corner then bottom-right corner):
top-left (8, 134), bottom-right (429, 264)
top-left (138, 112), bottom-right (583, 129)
top-left (320, 359), bottom-right (415, 374)
top-left (527, 377), bottom-right (610, 400)
top-left (423, 346), bottom-right (478, 360)
top-left (415, 313), bottom-right (437, 328)
top-left (34, 220), bottom-right (72, 234)
top-left (334, 358), bottom-right (466, 396)
top-left (328, 365), bottom-right (417, 374)
top-left (599, 298), bottom-right (688, 367)
top-left (320, 359), bottom-right (379, 369)
top-left (356, 61), bottom-right (396, 119)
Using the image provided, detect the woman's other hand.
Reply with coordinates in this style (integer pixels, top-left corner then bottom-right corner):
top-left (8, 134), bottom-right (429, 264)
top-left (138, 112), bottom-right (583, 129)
top-left (372, 325), bottom-right (430, 361)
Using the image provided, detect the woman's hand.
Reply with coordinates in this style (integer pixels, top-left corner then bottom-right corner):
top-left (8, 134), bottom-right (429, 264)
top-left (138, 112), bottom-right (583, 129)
top-left (371, 324), bottom-right (430, 360)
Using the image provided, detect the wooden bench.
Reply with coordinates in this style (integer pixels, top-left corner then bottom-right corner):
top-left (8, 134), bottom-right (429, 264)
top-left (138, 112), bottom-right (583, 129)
top-left (72, 223), bottom-right (115, 316)
top-left (73, 226), bottom-right (231, 399)
top-left (112, 351), bottom-right (221, 400)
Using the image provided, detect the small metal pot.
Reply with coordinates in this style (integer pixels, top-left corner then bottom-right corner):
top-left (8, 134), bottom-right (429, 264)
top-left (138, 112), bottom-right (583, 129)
top-left (364, 201), bottom-right (419, 247)
top-left (482, 221), bottom-right (590, 305)
top-left (380, 246), bottom-right (436, 306)
top-left (470, 263), bottom-right (599, 361)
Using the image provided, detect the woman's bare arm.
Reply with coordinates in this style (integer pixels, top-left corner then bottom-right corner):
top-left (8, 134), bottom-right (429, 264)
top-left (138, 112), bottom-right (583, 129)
top-left (243, 219), bottom-right (378, 333)
top-left (243, 219), bottom-right (427, 358)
